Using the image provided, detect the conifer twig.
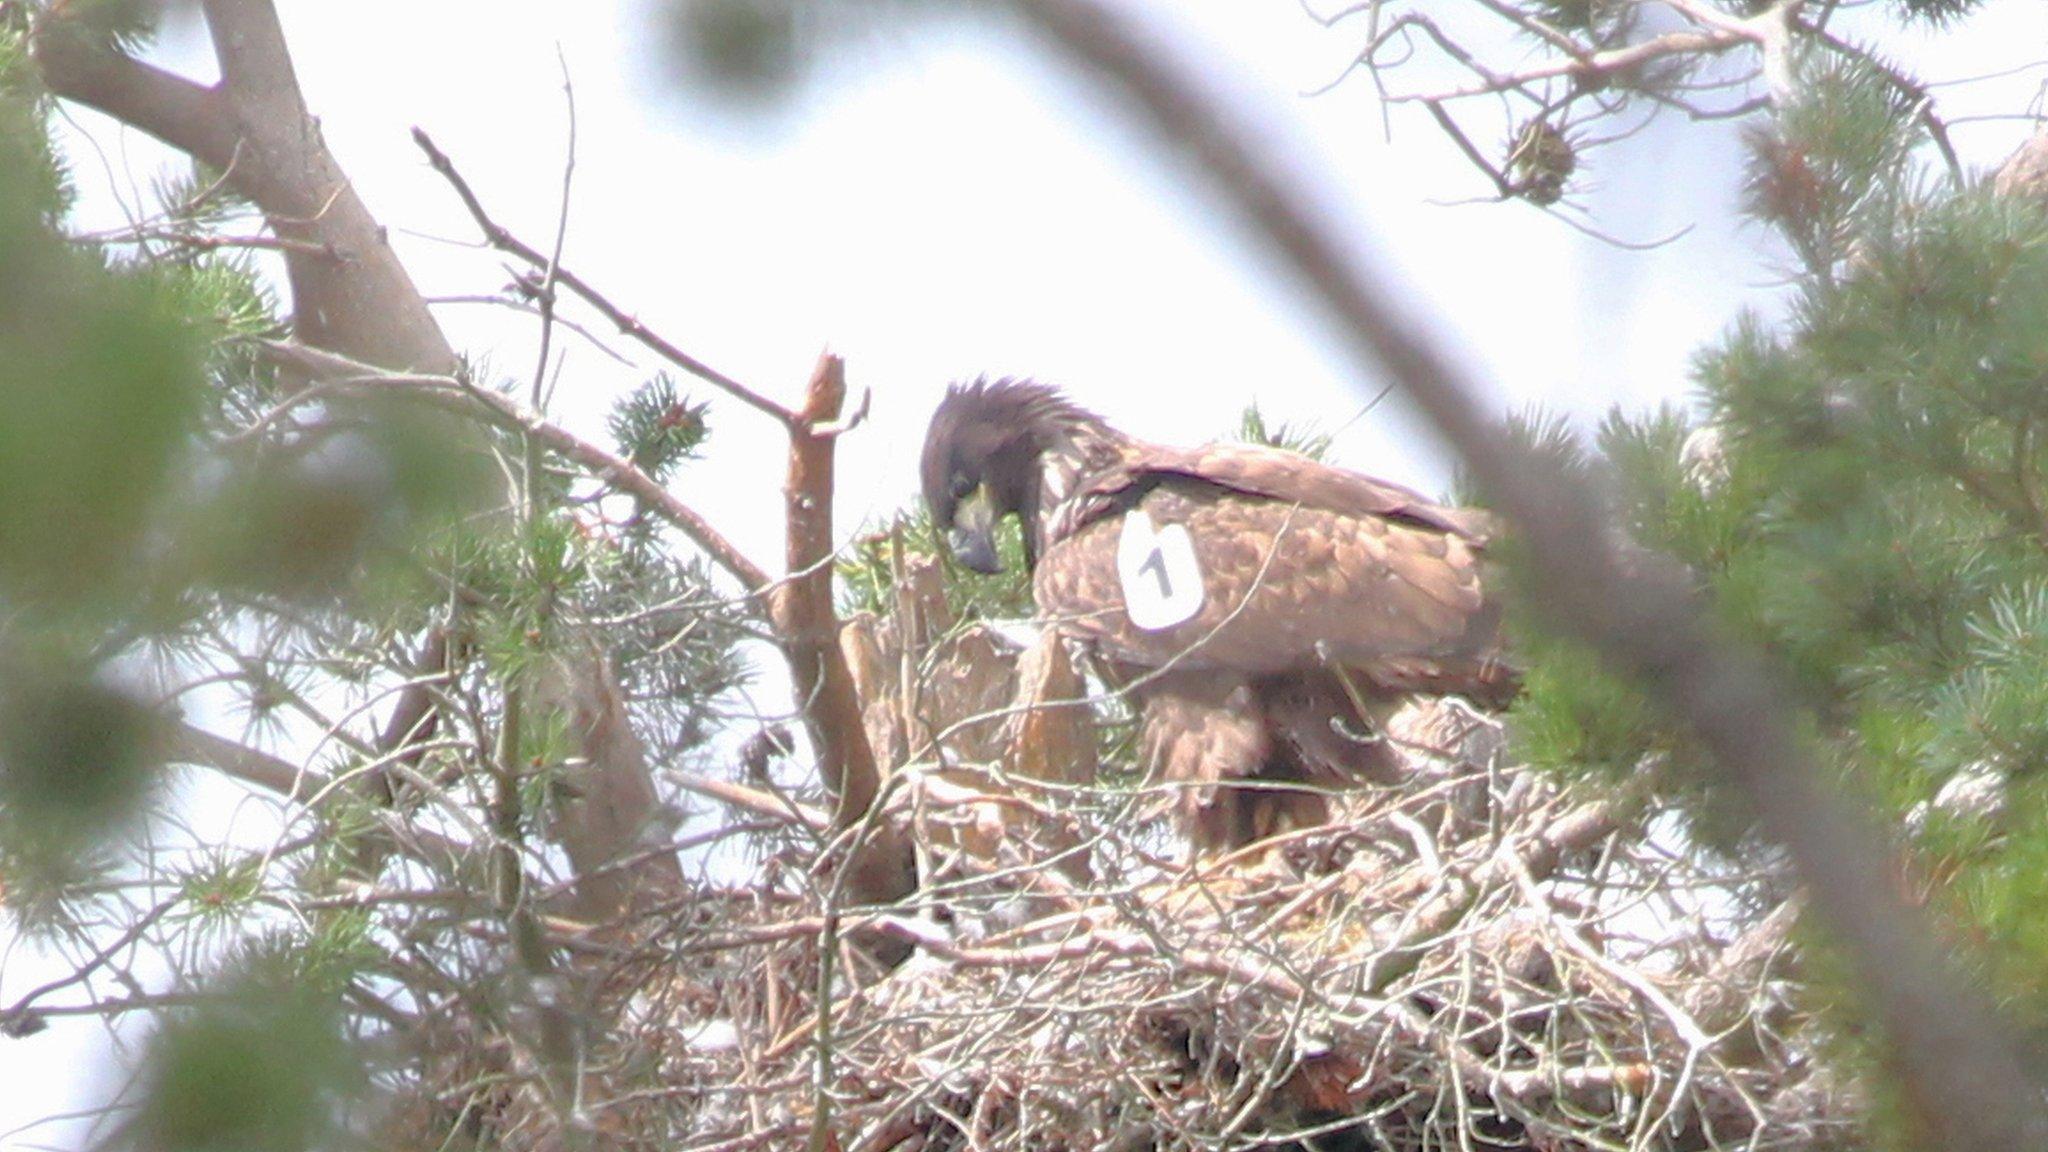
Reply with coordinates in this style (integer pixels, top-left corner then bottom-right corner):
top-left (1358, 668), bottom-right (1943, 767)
top-left (253, 338), bottom-right (775, 596)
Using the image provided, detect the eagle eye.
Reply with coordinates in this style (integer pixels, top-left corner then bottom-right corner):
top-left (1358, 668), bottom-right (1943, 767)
top-left (949, 474), bottom-right (976, 501)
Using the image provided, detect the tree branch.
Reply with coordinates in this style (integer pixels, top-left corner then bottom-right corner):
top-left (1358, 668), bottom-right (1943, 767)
top-left (368, 629), bottom-right (452, 805)
top-left (775, 354), bottom-right (876, 822)
top-left (673, 769), bottom-right (828, 832)
top-left (254, 338), bottom-right (775, 597)
top-left (410, 128), bottom-right (800, 430)
top-left (168, 718), bottom-right (327, 799)
top-left (772, 352), bottom-right (917, 918)
top-left (255, 340), bottom-right (914, 919)
top-left (34, 0), bottom-right (454, 369)
top-left (1006, 0), bottom-right (2048, 1146)
top-left (28, 25), bottom-right (237, 169)
top-left (199, 0), bottom-right (306, 119)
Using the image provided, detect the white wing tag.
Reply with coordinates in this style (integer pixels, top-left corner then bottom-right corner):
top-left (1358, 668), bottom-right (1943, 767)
top-left (1117, 510), bottom-right (1205, 630)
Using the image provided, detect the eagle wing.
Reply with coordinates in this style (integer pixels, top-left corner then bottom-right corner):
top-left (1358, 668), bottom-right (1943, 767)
top-left (1034, 443), bottom-right (1505, 693)
top-left (1125, 442), bottom-right (1494, 543)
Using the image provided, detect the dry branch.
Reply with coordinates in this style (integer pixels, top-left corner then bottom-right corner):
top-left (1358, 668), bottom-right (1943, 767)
top-left (594, 719), bottom-right (1855, 1152)
top-left (410, 127), bottom-right (799, 429)
top-left (1304, 0), bottom-right (1966, 208)
top-left (772, 354), bottom-right (918, 918)
top-left (253, 337), bottom-right (775, 596)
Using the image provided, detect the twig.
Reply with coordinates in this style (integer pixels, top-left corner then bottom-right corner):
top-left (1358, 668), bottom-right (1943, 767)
top-left (533, 50), bottom-right (578, 407)
top-left (410, 127), bottom-right (800, 430)
top-left (0, 896), bottom-right (179, 1035)
top-left (427, 294), bottom-right (637, 366)
top-left (253, 338), bottom-right (774, 597)
top-left (673, 770), bottom-right (829, 832)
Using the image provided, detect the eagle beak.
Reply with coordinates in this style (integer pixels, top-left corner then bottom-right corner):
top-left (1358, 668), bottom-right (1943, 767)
top-left (948, 484), bottom-right (1004, 574)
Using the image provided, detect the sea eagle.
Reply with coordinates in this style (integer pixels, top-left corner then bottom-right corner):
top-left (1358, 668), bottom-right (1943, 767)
top-left (921, 378), bottom-right (1513, 852)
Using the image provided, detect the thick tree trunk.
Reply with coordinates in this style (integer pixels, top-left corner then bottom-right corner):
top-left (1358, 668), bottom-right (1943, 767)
top-left (36, 2), bottom-right (448, 370)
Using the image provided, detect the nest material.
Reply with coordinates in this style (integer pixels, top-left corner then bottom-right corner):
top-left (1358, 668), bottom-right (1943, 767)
top-left (625, 705), bottom-right (1860, 1152)
top-left (373, 562), bottom-right (1863, 1151)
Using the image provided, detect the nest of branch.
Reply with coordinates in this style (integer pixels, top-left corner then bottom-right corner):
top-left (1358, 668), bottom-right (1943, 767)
top-left (613, 717), bottom-right (1864, 1152)
top-left (373, 555), bottom-right (1865, 1152)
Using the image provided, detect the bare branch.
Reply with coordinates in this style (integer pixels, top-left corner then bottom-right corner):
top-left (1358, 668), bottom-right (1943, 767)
top-left (253, 338), bottom-right (775, 597)
top-left (410, 128), bottom-right (800, 429)
top-left (167, 718), bottom-right (328, 799)
top-left (29, 24), bottom-right (237, 169)
top-left (1311, 0), bottom-right (1972, 211)
top-left (773, 352), bottom-right (917, 917)
top-left (367, 629), bottom-right (452, 805)
top-left (672, 770), bottom-right (828, 832)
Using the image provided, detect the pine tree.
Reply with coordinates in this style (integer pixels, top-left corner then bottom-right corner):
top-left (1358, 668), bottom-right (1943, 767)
top-left (1509, 50), bottom-right (2048, 1144)
top-left (1, 6), bottom-right (763, 1144)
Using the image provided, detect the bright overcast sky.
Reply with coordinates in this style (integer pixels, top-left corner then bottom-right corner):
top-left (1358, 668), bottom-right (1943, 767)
top-left (5, 0), bottom-right (2046, 1144)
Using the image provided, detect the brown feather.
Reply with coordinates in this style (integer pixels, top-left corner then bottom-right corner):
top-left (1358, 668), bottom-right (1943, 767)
top-left (1134, 671), bottom-right (1338, 852)
top-left (1055, 441), bottom-right (1493, 545)
top-left (921, 379), bottom-right (1515, 856)
top-left (1037, 483), bottom-right (1502, 681)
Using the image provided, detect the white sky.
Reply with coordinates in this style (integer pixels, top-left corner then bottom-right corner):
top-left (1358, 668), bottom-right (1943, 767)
top-left (5, 0), bottom-right (2046, 1145)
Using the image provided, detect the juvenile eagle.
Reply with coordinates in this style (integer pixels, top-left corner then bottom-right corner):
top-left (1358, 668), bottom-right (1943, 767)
top-left (921, 378), bottom-right (1514, 852)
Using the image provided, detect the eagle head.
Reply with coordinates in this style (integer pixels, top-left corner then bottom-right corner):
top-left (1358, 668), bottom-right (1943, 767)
top-left (921, 378), bottom-right (1090, 575)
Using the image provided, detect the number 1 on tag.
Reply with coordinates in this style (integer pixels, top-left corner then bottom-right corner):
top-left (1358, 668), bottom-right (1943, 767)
top-left (1117, 510), bottom-right (1205, 630)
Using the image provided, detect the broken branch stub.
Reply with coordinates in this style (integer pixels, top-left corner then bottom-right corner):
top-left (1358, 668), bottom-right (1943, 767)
top-left (773, 353), bottom-right (917, 916)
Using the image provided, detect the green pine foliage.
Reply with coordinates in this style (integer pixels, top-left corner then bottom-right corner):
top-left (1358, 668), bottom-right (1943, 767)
top-left (610, 370), bottom-right (710, 482)
top-left (0, 166), bottom-right (205, 611)
top-left (1523, 0), bottom-right (1618, 35)
top-left (0, 31), bottom-right (211, 894)
top-left (39, 0), bottom-right (159, 53)
top-left (838, 510), bottom-right (1037, 621)
top-left (0, 17), bottom-right (72, 217)
top-left (1742, 55), bottom-right (1921, 277)
top-left (1237, 401), bottom-right (1335, 460)
top-left (579, 523), bottom-right (753, 762)
top-left (1509, 22), bottom-right (2048, 1075)
top-left (0, 26), bottom-right (752, 1141)
top-left (132, 965), bottom-right (360, 1152)
top-left (1892, 0), bottom-right (1989, 27)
